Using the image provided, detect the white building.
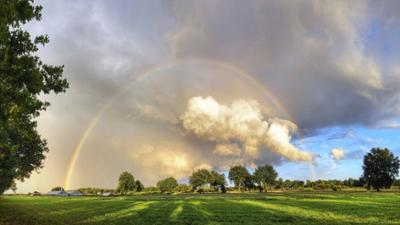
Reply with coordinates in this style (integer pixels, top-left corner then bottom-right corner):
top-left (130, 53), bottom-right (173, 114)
top-left (102, 192), bottom-right (113, 197)
top-left (66, 190), bottom-right (83, 196)
top-left (46, 190), bottom-right (68, 196)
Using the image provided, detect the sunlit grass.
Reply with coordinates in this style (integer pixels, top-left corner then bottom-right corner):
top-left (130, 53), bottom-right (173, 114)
top-left (0, 192), bottom-right (399, 225)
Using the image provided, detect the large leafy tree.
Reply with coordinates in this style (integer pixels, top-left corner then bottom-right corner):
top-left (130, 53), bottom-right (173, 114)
top-left (51, 186), bottom-right (64, 192)
top-left (228, 165), bottom-right (250, 191)
top-left (135, 180), bottom-right (144, 192)
top-left (0, 0), bottom-right (68, 194)
top-left (253, 164), bottom-right (278, 192)
top-left (157, 177), bottom-right (178, 193)
top-left (117, 171), bottom-right (135, 195)
top-left (209, 170), bottom-right (226, 192)
top-left (189, 169), bottom-right (210, 190)
top-left (362, 148), bottom-right (399, 191)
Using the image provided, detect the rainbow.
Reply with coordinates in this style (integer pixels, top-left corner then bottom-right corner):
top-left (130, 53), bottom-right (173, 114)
top-left (63, 59), bottom-right (294, 189)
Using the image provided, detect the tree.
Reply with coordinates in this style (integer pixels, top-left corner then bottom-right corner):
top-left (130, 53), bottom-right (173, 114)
top-left (157, 177), bottom-right (178, 193)
top-left (0, 0), bottom-right (68, 194)
top-left (209, 171), bottom-right (226, 192)
top-left (253, 164), bottom-right (278, 192)
top-left (135, 180), bottom-right (144, 192)
top-left (189, 169), bottom-right (210, 190)
top-left (275, 178), bottom-right (284, 189)
top-left (51, 186), bottom-right (64, 191)
top-left (175, 184), bottom-right (190, 192)
top-left (117, 171), bottom-right (135, 195)
top-left (243, 175), bottom-right (256, 191)
top-left (228, 165), bottom-right (250, 191)
top-left (362, 148), bottom-right (400, 191)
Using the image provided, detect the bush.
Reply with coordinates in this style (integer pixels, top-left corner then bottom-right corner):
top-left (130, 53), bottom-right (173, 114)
top-left (332, 185), bottom-right (342, 191)
top-left (126, 191), bottom-right (137, 196)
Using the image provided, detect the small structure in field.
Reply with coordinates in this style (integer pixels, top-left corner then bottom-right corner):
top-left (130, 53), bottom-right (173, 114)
top-left (66, 190), bottom-right (83, 196)
top-left (102, 192), bottom-right (113, 197)
top-left (47, 190), bottom-right (68, 196)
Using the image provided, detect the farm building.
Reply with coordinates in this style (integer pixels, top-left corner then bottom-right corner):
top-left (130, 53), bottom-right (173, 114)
top-left (66, 190), bottom-right (83, 196)
top-left (46, 190), bottom-right (68, 196)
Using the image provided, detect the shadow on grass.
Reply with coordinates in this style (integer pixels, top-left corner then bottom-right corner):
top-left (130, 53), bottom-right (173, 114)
top-left (228, 198), bottom-right (399, 225)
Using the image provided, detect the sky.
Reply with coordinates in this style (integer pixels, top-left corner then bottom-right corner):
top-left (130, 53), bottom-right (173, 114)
top-left (11, 0), bottom-right (400, 193)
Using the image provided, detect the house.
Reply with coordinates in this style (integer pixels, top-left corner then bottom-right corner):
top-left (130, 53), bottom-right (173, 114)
top-left (66, 190), bottom-right (83, 196)
top-left (46, 190), bottom-right (68, 196)
top-left (102, 192), bottom-right (113, 197)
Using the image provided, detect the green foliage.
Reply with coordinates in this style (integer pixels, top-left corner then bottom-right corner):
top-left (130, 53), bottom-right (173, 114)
top-left (143, 186), bottom-right (160, 193)
top-left (189, 169), bottom-right (226, 192)
top-left (362, 148), bottom-right (400, 191)
top-left (0, 0), bottom-right (68, 194)
top-left (157, 177), bottom-right (178, 193)
top-left (189, 169), bottom-right (210, 190)
top-left (209, 171), bottom-right (226, 192)
top-left (51, 186), bottom-right (64, 192)
top-left (78, 187), bottom-right (115, 195)
top-left (253, 164), bottom-right (278, 191)
top-left (135, 180), bottom-right (144, 192)
top-left (117, 171), bottom-right (135, 195)
top-left (228, 165), bottom-right (250, 191)
top-left (175, 184), bottom-right (190, 193)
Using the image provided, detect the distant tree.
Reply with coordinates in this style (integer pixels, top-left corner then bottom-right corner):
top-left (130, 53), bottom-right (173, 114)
top-left (10, 181), bottom-right (17, 194)
top-left (392, 179), bottom-right (400, 187)
top-left (0, 0), bottom-right (69, 194)
top-left (228, 165), bottom-right (250, 191)
top-left (117, 171), bottom-right (135, 195)
top-left (135, 180), bottom-right (144, 192)
top-left (362, 148), bottom-right (400, 191)
top-left (175, 184), bottom-right (190, 192)
top-left (275, 178), bottom-right (284, 189)
top-left (189, 169), bottom-right (210, 191)
top-left (209, 171), bottom-right (226, 192)
top-left (244, 175), bottom-right (256, 191)
top-left (253, 164), bottom-right (278, 192)
top-left (157, 177), bottom-right (178, 193)
top-left (51, 186), bottom-right (64, 191)
top-left (144, 186), bottom-right (160, 193)
top-left (355, 177), bottom-right (366, 188)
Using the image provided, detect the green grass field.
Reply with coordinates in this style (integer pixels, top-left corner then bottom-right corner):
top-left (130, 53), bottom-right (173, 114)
top-left (1, 192), bottom-right (399, 225)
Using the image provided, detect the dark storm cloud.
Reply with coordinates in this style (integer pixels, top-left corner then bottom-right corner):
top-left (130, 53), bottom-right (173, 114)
top-left (170, 0), bottom-right (400, 130)
top-left (31, 0), bottom-right (400, 131)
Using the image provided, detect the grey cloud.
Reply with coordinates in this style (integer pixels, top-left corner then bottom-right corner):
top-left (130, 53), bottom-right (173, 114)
top-left (170, 0), bottom-right (400, 130)
top-left (16, 0), bottom-right (400, 192)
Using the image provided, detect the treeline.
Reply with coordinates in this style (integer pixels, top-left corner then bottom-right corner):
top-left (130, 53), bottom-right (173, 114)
top-left (78, 187), bottom-right (115, 195)
top-left (64, 177), bottom-right (400, 196)
top-left (64, 147), bottom-right (400, 195)
top-left (274, 178), bottom-right (366, 191)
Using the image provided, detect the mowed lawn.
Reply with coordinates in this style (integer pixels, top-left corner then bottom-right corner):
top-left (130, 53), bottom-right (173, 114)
top-left (1, 192), bottom-right (400, 225)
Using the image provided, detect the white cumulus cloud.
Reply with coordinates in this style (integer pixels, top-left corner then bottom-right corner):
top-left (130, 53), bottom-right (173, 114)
top-left (180, 96), bottom-right (313, 162)
top-left (331, 148), bottom-right (345, 161)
